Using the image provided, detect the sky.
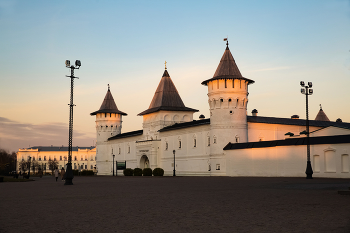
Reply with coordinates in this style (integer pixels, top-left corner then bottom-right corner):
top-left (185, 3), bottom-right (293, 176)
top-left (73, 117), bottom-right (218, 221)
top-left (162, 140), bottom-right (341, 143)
top-left (0, 0), bottom-right (350, 152)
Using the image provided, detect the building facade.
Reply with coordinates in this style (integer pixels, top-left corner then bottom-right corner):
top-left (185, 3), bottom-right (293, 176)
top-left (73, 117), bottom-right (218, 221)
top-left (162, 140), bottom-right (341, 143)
top-left (17, 146), bottom-right (96, 173)
top-left (91, 42), bottom-right (350, 178)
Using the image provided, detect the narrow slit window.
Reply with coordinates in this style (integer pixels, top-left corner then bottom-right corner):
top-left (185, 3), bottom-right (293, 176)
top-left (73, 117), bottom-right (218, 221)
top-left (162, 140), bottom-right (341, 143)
top-left (225, 79), bottom-right (227, 88)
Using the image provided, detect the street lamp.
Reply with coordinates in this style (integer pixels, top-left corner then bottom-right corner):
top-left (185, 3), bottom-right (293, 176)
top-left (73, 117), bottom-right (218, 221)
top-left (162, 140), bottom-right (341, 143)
top-left (173, 150), bottom-right (176, 176)
top-left (28, 156), bottom-right (31, 179)
top-left (113, 154), bottom-right (115, 176)
top-left (300, 81), bottom-right (313, 179)
top-left (64, 60), bottom-right (81, 185)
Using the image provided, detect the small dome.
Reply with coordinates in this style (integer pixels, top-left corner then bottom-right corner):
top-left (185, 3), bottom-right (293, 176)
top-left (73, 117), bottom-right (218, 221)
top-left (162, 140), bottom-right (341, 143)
top-left (291, 115), bottom-right (299, 119)
top-left (199, 114), bottom-right (205, 119)
top-left (252, 109), bottom-right (258, 113)
top-left (336, 118), bottom-right (342, 123)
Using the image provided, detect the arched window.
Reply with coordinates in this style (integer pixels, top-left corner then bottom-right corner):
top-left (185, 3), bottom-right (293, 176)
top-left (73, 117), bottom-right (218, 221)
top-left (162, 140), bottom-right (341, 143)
top-left (207, 136), bottom-right (210, 146)
top-left (128, 145), bottom-right (130, 153)
top-left (165, 142), bottom-right (168, 151)
top-left (213, 136), bottom-right (217, 144)
top-left (235, 135), bottom-right (240, 143)
top-left (118, 147), bottom-right (121, 154)
top-left (178, 140), bottom-right (182, 149)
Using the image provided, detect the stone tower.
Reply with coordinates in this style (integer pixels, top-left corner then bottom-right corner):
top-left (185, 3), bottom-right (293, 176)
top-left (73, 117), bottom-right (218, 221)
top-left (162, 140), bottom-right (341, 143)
top-left (90, 85), bottom-right (127, 175)
top-left (201, 41), bottom-right (254, 157)
top-left (138, 67), bottom-right (198, 140)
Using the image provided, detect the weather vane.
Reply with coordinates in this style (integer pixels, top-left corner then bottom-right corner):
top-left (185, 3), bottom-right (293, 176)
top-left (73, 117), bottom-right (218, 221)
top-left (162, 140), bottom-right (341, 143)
top-left (165, 61), bottom-right (167, 70)
top-left (224, 37), bottom-right (229, 47)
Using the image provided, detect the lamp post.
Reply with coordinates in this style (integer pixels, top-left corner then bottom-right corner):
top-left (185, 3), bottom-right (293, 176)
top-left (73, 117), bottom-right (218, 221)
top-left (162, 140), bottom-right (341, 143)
top-left (64, 60), bottom-right (81, 185)
top-left (173, 150), bottom-right (176, 176)
top-left (28, 156), bottom-right (31, 179)
top-left (300, 81), bottom-right (314, 179)
top-left (113, 154), bottom-right (115, 176)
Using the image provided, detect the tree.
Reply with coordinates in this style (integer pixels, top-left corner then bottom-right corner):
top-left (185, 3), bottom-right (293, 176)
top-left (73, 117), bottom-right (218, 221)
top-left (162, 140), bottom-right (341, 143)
top-left (0, 149), bottom-right (17, 175)
top-left (18, 160), bottom-right (29, 174)
top-left (48, 160), bottom-right (59, 175)
top-left (31, 160), bottom-right (40, 175)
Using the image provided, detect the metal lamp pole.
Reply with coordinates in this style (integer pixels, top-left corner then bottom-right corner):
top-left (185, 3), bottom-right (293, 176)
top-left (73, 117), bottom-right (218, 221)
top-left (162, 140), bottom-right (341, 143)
top-left (28, 156), bottom-right (31, 179)
top-left (113, 154), bottom-right (115, 176)
top-left (64, 60), bottom-right (81, 185)
top-left (173, 150), bottom-right (176, 176)
top-left (300, 81), bottom-right (313, 179)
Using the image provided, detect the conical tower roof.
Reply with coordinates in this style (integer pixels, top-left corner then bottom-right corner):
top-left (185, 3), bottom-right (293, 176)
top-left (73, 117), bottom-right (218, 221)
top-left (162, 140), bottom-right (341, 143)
top-left (90, 86), bottom-right (127, 116)
top-left (202, 42), bottom-right (254, 85)
top-left (138, 69), bottom-right (198, 116)
top-left (315, 105), bottom-right (329, 121)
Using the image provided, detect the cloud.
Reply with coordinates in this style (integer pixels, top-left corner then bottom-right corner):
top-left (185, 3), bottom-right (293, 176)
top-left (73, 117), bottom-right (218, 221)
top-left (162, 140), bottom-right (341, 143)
top-left (0, 117), bottom-right (94, 152)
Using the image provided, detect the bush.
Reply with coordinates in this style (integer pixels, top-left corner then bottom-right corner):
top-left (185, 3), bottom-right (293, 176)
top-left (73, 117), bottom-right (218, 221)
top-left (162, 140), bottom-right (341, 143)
top-left (134, 168), bottom-right (142, 176)
top-left (123, 168), bottom-right (134, 176)
top-left (143, 168), bottom-right (152, 176)
top-left (152, 168), bottom-right (164, 176)
top-left (81, 170), bottom-right (94, 176)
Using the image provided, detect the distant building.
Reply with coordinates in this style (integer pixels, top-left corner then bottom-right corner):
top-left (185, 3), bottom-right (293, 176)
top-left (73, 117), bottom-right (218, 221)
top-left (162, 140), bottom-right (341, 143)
top-left (17, 146), bottom-right (96, 172)
top-left (91, 42), bottom-right (350, 178)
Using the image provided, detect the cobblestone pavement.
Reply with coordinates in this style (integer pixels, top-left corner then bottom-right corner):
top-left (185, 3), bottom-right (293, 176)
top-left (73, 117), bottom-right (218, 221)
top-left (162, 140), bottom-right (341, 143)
top-left (0, 176), bottom-right (349, 233)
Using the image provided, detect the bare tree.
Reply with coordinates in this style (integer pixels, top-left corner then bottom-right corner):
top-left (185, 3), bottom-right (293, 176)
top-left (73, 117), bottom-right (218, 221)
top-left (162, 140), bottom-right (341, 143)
top-left (48, 159), bottom-right (59, 175)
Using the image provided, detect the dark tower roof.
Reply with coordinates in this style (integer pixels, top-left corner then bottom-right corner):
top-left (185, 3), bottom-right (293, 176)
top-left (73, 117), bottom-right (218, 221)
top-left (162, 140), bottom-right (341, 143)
top-left (138, 69), bottom-right (198, 116)
top-left (315, 105), bottom-right (329, 121)
top-left (202, 42), bottom-right (254, 85)
top-left (90, 86), bottom-right (127, 116)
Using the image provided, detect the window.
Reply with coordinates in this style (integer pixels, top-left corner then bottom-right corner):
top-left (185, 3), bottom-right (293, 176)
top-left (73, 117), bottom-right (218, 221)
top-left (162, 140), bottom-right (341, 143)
top-left (235, 136), bottom-right (239, 143)
top-left (81, 164), bottom-right (83, 169)
top-left (216, 164), bottom-right (220, 170)
top-left (118, 148), bottom-right (121, 154)
top-left (91, 165), bottom-right (93, 169)
top-left (74, 163), bottom-right (77, 169)
top-left (225, 79), bottom-right (227, 88)
top-left (193, 139), bottom-right (196, 148)
top-left (207, 137), bottom-right (210, 146)
top-left (85, 165), bottom-right (87, 169)
top-left (74, 156), bottom-right (77, 161)
top-left (179, 140), bottom-right (182, 149)
top-left (44, 156), bottom-right (46, 161)
top-left (54, 157), bottom-right (56, 161)
top-left (165, 142), bottom-right (168, 151)
top-left (33, 157), bottom-right (35, 161)
top-left (60, 156), bottom-right (62, 161)
top-left (39, 156), bottom-right (41, 161)
top-left (128, 146), bottom-right (130, 153)
top-left (213, 136), bottom-right (217, 144)
top-left (105, 113), bottom-right (107, 117)
top-left (110, 113), bottom-right (111, 117)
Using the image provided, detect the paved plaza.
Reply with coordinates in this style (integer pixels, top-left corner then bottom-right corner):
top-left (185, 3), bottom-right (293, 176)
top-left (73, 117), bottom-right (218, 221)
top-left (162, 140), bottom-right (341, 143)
top-left (0, 176), bottom-right (349, 233)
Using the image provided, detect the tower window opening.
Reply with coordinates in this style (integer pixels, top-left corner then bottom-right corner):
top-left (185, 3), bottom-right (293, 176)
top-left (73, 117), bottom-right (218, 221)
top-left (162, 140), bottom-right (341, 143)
top-left (232, 80), bottom-right (235, 88)
top-left (225, 79), bottom-right (227, 88)
top-left (105, 113), bottom-right (107, 117)
top-left (220, 99), bottom-right (223, 102)
top-left (229, 99), bottom-right (231, 102)
top-left (179, 140), bottom-right (182, 149)
top-left (240, 80), bottom-right (242, 89)
top-left (230, 111), bottom-right (233, 114)
top-left (110, 113), bottom-right (111, 117)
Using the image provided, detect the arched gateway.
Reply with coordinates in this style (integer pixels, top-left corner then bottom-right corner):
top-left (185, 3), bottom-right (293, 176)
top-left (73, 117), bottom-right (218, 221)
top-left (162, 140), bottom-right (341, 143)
top-left (140, 155), bottom-right (149, 169)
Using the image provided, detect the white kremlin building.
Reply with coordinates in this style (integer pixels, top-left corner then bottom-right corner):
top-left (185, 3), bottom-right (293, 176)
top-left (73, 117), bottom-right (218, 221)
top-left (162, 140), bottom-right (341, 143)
top-left (89, 42), bottom-right (349, 178)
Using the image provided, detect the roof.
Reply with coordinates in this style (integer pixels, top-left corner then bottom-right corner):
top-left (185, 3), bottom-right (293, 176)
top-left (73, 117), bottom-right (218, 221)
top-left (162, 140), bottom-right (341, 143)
top-left (21, 146), bottom-right (95, 152)
top-left (247, 116), bottom-right (350, 129)
top-left (138, 69), bottom-right (198, 115)
top-left (315, 108), bottom-right (330, 121)
top-left (158, 115), bottom-right (350, 133)
top-left (201, 44), bottom-right (254, 85)
top-left (90, 87), bottom-right (127, 116)
top-left (108, 130), bottom-right (143, 140)
top-left (223, 134), bottom-right (350, 150)
top-left (159, 119), bottom-right (210, 132)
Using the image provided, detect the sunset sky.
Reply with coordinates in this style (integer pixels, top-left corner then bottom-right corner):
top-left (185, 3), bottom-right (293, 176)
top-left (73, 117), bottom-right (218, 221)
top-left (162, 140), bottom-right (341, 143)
top-left (1, 0), bottom-right (350, 152)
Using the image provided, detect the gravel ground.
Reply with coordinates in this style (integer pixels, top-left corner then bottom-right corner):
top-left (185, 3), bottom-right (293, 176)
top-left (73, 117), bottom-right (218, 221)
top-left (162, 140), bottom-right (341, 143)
top-left (0, 176), bottom-right (349, 233)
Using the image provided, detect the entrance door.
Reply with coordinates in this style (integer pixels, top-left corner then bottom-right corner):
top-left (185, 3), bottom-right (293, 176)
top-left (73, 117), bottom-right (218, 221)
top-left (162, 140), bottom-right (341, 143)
top-left (140, 155), bottom-right (149, 169)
